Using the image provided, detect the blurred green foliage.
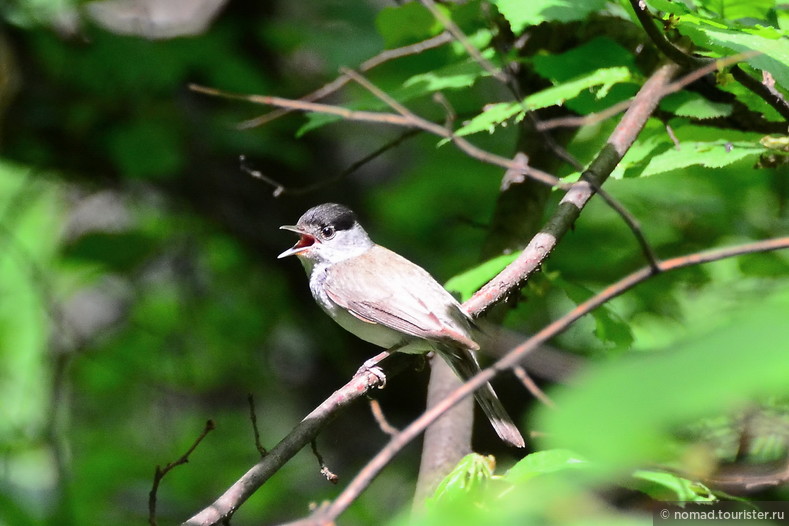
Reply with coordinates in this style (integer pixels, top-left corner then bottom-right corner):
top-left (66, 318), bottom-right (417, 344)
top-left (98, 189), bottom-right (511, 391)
top-left (0, 0), bottom-right (787, 525)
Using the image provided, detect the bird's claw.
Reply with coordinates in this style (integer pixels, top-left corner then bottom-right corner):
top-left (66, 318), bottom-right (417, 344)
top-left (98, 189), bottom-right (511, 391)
top-left (356, 361), bottom-right (387, 389)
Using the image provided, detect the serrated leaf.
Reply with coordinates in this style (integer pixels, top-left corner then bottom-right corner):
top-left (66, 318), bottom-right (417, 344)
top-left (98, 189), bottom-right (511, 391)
top-left (505, 449), bottom-right (588, 484)
top-left (675, 15), bottom-right (789, 90)
top-left (641, 140), bottom-right (766, 176)
top-left (660, 91), bottom-right (733, 119)
top-left (527, 67), bottom-right (633, 106)
top-left (445, 252), bottom-right (519, 301)
top-left (455, 67), bottom-right (632, 136)
top-left (397, 49), bottom-right (495, 96)
top-left (611, 119), bottom-right (675, 179)
top-left (454, 102), bottom-right (522, 137)
top-left (491, 0), bottom-right (607, 33)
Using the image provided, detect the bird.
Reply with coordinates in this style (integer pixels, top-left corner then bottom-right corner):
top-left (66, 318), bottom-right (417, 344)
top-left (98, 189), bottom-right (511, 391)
top-left (278, 203), bottom-right (525, 448)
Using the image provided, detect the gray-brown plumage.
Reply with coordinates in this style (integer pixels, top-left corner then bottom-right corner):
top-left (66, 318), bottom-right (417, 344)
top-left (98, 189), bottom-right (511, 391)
top-left (279, 203), bottom-right (524, 448)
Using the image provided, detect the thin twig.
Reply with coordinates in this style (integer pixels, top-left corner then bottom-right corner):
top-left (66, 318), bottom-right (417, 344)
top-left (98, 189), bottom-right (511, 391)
top-left (238, 32), bottom-right (454, 129)
top-left (512, 365), bottom-right (555, 408)
top-left (536, 100), bottom-right (633, 131)
top-left (420, 0), bottom-right (507, 83)
top-left (150, 420), bottom-right (215, 526)
top-left (239, 156), bottom-right (285, 197)
top-left (665, 123), bottom-right (680, 149)
top-left (368, 398), bottom-right (399, 436)
top-left (247, 394), bottom-right (268, 457)
top-left (311, 439), bottom-right (339, 484)
top-left (241, 130), bottom-right (420, 197)
top-left (579, 171), bottom-right (661, 273)
top-left (731, 66), bottom-right (789, 121)
top-left (309, 236), bottom-right (789, 524)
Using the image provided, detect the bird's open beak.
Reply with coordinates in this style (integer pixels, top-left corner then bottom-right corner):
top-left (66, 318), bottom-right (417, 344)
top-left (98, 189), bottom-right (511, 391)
top-left (278, 225), bottom-right (316, 258)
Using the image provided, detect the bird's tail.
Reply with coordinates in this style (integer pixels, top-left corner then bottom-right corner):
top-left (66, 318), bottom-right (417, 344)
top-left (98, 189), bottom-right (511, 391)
top-left (437, 346), bottom-right (525, 448)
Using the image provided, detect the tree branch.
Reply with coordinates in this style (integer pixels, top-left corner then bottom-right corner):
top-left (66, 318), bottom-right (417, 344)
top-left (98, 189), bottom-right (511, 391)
top-left (182, 354), bottom-right (416, 526)
top-left (307, 236), bottom-right (789, 524)
top-left (464, 63), bottom-right (680, 316)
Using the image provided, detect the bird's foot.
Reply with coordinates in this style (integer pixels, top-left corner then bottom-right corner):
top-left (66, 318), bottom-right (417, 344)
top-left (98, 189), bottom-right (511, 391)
top-left (355, 349), bottom-right (393, 388)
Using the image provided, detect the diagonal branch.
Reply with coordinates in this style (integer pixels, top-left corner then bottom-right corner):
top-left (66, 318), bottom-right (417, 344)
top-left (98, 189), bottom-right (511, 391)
top-left (310, 235), bottom-right (789, 524)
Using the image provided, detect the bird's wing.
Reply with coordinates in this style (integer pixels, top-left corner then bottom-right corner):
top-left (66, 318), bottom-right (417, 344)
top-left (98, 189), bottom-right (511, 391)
top-left (323, 245), bottom-right (478, 350)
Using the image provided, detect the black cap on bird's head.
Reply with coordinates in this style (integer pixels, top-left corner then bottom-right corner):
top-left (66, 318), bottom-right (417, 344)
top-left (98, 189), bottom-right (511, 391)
top-left (278, 203), bottom-right (371, 260)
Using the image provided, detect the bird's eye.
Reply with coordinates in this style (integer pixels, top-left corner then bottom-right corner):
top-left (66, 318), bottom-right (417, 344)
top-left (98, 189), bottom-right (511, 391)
top-left (320, 225), bottom-right (335, 239)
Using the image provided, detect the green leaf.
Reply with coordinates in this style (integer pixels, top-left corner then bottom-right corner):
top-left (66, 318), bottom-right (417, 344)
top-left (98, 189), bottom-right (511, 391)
top-left (675, 15), bottom-right (789, 90)
top-left (375, 3), bottom-right (441, 48)
top-left (491, 0), bottom-right (608, 33)
top-left (536, 287), bottom-right (789, 470)
top-left (427, 453), bottom-right (496, 507)
top-left (660, 91), bottom-right (733, 119)
top-left (698, 0), bottom-right (776, 22)
top-left (644, 0), bottom-right (693, 15)
top-left (455, 67), bottom-right (633, 136)
top-left (445, 253), bottom-right (519, 301)
top-left (641, 140), bottom-right (766, 176)
top-left (533, 37), bottom-right (638, 82)
top-left (611, 118), bottom-right (674, 179)
top-left (554, 277), bottom-right (635, 348)
top-left (397, 51), bottom-right (494, 98)
top-left (527, 67), bottom-right (633, 107)
top-left (631, 470), bottom-right (717, 502)
top-left (505, 449), bottom-right (588, 484)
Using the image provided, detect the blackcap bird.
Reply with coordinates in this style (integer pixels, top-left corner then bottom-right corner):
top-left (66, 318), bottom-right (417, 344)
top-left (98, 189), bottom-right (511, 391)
top-left (278, 203), bottom-right (525, 448)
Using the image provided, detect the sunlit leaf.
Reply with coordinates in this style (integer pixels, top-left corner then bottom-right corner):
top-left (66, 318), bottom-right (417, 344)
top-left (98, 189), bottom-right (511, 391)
top-left (660, 91), bottom-right (733, 120)
top-left (455, 67), bottom-right (632, 136)
top-left (491, 0), bottom-right (607, 33)
top-left (641, 140), bottom-right (766, 176)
